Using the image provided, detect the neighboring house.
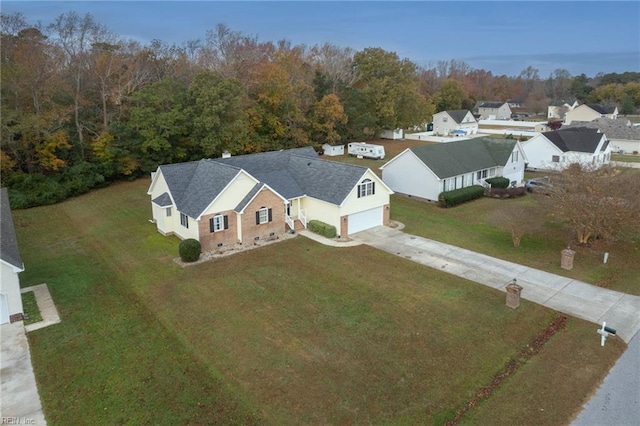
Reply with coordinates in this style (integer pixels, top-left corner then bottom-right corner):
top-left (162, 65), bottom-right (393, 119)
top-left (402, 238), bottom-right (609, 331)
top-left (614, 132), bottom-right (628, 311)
top-left (564, 117), bottom-right (640, 154)
top-left (432, 110), bottom-right (478, 136)
top-left (547, 100), bottom-right (579, 120)
top-left (148, 147), bottom-right (393, 250)
top-left (322, 143), bottom-right (345, 156)
top-left (380, 129), bottom-right (403, 140)
top-left (565, 104), bottom-right (618, 124)
top-left (380, 137), bottom-right (526, 202)
top-left (0, 188), bottom-right (24, 324)
top-left (474, 101), bottom-right (512, 120)
top-left (521, 127), bottom-right (611, 170)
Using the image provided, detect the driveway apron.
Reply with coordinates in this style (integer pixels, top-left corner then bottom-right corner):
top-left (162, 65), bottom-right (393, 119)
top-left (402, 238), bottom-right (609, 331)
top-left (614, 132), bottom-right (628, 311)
top-left (351, 226), bottom-right (640, 343)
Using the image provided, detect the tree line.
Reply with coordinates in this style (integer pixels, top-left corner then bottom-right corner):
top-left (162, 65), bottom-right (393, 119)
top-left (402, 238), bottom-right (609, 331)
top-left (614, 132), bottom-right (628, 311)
top-left (2, 11), bottom-right (640, 208)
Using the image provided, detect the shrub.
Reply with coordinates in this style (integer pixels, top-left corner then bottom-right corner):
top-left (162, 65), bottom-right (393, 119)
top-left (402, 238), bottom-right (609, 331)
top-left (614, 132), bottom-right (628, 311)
top-left (438, 185), bottom-right (485, 208)
top-left (308, 220), bottom-right (337, 238)
top-left (485, 177), bottom-right (510, 188)
top-left (179, 239), bottom-right (201, 262)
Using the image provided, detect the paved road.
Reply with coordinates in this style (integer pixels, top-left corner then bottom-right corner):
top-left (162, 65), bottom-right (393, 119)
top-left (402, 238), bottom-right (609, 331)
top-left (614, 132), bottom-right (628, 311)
top-left (572, 332), bottom-right (640, 426)
top-left (351, 226), bottom-right (640, 343)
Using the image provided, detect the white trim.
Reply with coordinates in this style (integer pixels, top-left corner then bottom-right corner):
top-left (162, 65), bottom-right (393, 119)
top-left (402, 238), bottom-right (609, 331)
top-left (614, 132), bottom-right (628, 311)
top-left (233, 182), bottom-right (289, 215)
top-left (195, 170), bottom-right (261, 220)
top-left (0, 258), bottom-right (24, 273)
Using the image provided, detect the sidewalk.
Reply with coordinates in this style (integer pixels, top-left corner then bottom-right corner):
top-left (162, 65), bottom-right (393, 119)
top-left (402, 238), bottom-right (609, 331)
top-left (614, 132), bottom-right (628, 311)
top-left (347, 226), bottom-right (640, 343)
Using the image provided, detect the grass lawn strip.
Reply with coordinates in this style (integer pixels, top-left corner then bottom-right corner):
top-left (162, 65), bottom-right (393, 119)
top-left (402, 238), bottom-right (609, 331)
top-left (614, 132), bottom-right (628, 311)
top-left (13, 178), bottom-right (627, 424)
top-left (21, 291), bottom-right (43, 325)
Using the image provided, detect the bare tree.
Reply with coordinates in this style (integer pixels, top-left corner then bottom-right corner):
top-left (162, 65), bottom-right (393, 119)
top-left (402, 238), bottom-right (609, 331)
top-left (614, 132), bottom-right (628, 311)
top-left (308, 43), bottom-right (356, 92)
top-left (545, 164), bottom-right (640, 245)
top-left (490, 203), bottom-right (544, 248)
top-left (47, 12), bottom-right (112, 157)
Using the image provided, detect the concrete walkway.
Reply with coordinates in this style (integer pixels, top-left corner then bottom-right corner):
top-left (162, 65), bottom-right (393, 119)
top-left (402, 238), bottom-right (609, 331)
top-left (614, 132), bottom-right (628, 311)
top-left (21, 284), bottom-right (61, 332)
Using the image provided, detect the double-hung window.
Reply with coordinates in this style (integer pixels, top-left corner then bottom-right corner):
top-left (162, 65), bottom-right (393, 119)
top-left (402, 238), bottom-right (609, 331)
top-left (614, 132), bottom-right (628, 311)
top-left (180, 213), bottom-right (189, 228)
top-left (256, 207), bottom-right (272, 224)
top-left (209, 214), bottom-right (228, 232)
top-left (358, 179), bottom-right (375, 198)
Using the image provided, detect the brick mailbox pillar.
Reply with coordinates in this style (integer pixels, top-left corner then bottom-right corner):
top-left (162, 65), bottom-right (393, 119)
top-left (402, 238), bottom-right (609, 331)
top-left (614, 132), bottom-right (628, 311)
top-left (505, 280), bottom-right (523, 309)
top-left (561, 248), bottom-right (575, 270)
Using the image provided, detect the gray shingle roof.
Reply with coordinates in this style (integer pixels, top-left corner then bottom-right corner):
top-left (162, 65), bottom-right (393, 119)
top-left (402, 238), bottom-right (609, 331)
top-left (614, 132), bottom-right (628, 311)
top-left (158, 147), bottom-right (373, 218)
top-left (542, 127), bottom-right (604, 153)
top-left (475, 101), bottom-right (506, 109)
top-left (408, 137), bottom-right (517, 179)
top-left (446, 110), bottom-right (474, 124)
top-left (586, 104), bottom-right (616, 114)
top-left (0, 188), bottom-right (24, 270)
top-left (212, 147), bottom-right (369, 206)
top-left (234, 183), bottom-right (263, 213)
top-left (158, 160), bottom-right (242, 218)
top-left (152, 192), bottom-right (172, 207)
top-left (564, 117), bottom-right (640, 141)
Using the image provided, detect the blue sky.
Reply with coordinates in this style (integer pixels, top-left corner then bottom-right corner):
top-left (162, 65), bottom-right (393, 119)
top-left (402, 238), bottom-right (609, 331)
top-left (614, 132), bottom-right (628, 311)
top-left (3, 1), bottom-right (639, 77)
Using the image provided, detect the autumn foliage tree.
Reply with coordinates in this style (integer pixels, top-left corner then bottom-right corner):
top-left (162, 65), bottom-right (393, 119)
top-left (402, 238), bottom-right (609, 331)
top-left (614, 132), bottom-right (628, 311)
top-left (546, 164), bottom-right (640, 245)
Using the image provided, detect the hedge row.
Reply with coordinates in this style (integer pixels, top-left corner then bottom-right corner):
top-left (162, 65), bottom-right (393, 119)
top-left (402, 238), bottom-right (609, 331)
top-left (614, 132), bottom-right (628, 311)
top-left (485, 177), bottom-right (510, 188)
top-left (438, 185), bottom-right (486, 208)
top-left (308, 219), bottom-right (337, 238)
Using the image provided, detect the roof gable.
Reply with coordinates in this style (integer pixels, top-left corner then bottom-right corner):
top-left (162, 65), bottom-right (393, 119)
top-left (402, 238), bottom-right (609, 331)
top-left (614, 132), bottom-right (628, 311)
top-left (0, 188), bottom-right (24, 270)
top-left (212, 147), bottom-right (371, 205)
top-left (446, 109), bottom-right (474, 124)
top-left (408, 138), bottom-right (517, 179)
top-left (159, 160), bottom-right (244, 218)
top-left (542, 127), bottom-right (604, 153)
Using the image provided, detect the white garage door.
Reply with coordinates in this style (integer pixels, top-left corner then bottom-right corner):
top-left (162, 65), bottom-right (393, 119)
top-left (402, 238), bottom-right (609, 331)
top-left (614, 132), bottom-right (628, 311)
top-left (348, 206), bottom-right (383, 235)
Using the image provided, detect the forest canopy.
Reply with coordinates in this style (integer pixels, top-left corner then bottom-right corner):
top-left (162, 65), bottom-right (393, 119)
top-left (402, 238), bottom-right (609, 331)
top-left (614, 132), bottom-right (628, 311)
top-left (2, 11), bottom-right (639, 208)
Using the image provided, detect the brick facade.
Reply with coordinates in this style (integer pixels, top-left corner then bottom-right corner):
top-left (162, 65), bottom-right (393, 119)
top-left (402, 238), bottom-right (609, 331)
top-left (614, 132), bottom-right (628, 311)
top-left (383, 203), bottom-right (390, 226)
top-left (9, 313), bottom-right (23, 323)
top-left (198, 210), bottom-right (239, 252)
top-left (240, 188), bottom-right (286, 243)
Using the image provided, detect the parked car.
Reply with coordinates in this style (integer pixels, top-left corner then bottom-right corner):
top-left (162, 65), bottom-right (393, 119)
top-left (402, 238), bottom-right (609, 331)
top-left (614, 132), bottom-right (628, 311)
top-left (525, 177), bottom-right (553, 194)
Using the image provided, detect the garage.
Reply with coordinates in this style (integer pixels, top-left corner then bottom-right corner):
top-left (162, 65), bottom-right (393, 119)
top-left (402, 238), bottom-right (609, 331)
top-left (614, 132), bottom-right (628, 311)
top-left (348, 206), bottom-right (383, 235)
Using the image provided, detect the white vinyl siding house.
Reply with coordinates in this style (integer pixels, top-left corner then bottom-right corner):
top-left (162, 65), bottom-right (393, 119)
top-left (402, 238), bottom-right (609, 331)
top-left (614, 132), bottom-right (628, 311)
top-left (521, 127), bottom-right (611, 170)
top-left (381, 138), bottom-right (525, 202)
top-left (432, 110), bottom-right (478, 136)
top-left (474, 101), bottom-right (512, 120)
top-left (0, 188), bottom-right (24, 324)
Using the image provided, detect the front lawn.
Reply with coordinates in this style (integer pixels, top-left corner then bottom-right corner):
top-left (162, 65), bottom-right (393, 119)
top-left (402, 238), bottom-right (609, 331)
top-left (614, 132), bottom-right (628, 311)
top-left (14, 178), bottom-right (626, 424)
top-left (390, 194), bottom-right (640, 295)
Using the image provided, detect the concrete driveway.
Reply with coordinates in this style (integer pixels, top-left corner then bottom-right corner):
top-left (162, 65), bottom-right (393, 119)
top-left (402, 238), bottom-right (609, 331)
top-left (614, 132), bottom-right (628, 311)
top-left (0, 322), bottom-right (46, 424)
top-left (351, 226), bottom-right (640, 343)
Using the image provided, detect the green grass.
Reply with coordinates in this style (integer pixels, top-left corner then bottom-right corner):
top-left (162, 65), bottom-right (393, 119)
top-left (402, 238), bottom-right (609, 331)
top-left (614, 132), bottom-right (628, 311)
top-left (21, 291), bottom-right (42, 325)
top-left (14, 179), bottom-right (626, 425)
top-left (612, 153), bottom-right (640, 163)
top-left (389, 194), bottom-right (640, 295)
